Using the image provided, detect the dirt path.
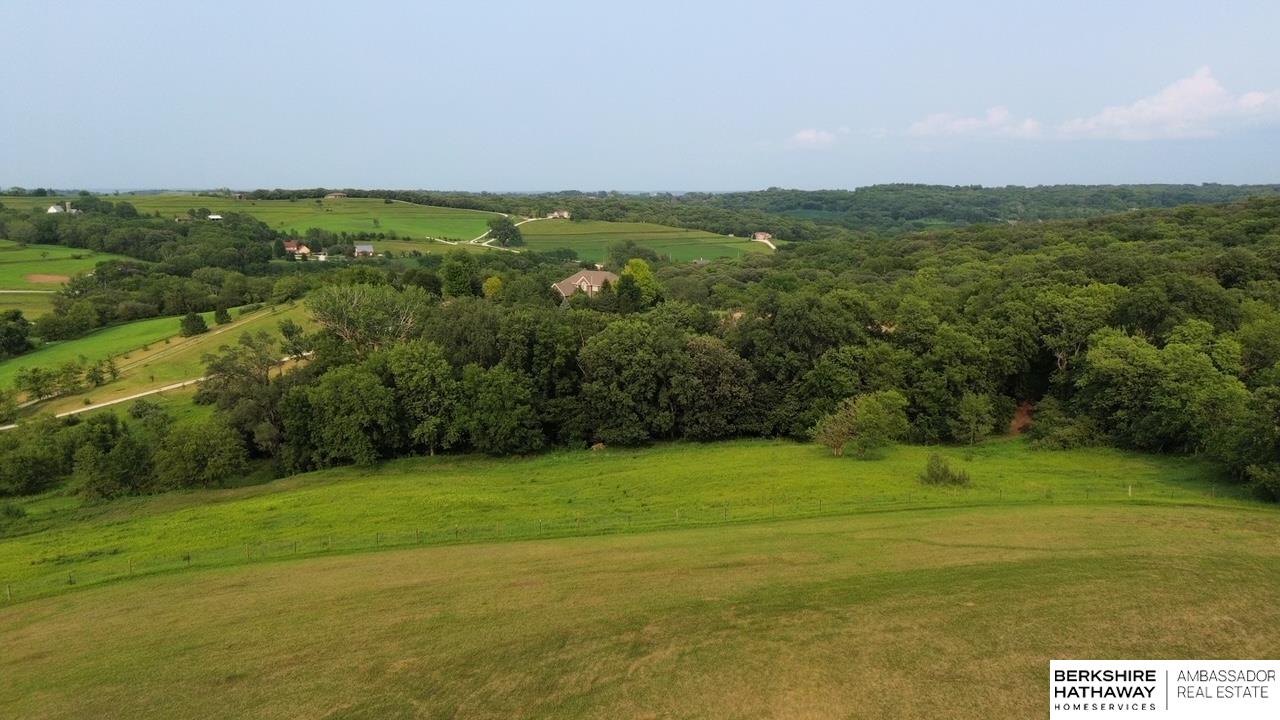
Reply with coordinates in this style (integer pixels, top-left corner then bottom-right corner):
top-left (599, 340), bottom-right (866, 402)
top-left (0, 378), bottom-right (205, 431)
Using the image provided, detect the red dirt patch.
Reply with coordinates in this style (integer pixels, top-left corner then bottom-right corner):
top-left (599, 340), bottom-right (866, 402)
top-left (1009, 401), bottom-right (1034, 435)
top-left (23, 273), bottom-right (70, 284)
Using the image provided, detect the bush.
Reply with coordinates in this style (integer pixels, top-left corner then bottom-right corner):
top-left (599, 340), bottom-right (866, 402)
top-left (919, 453), bottom-right (970, 486)
top-left (1026, 397), bottom-right (1103, 450)
top-left (179, 312), bottom-right (208, 337)
top-left (1, 502), bottom-right (25, 519)
top-left (238, 303), bottom-right (264, 316)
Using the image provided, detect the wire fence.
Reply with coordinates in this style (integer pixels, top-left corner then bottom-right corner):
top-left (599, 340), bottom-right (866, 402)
top-left (0, 481), bottom-right (1265, 606)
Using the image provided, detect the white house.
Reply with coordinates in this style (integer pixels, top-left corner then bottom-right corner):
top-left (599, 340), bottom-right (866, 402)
top-left (207, 214), bottom-right (223, 221)
top-left (354, 243), bottom-right (375, 257)
top-left (545, 209), bottom-right (572, 219)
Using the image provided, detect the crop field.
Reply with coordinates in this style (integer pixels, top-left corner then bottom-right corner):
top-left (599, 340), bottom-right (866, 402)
top-left (0, 291), bottom-right (55, 318)
top-left (4, 194), bottom-right (501, 242)
top-left (0, 239), bottom-right (125, 291)
top-left (0, 439), bottom-right (1276, 718)
top-left (519, 219), bottom-right (772, 262)
top-left (25, 303), bottom-right (312, 415)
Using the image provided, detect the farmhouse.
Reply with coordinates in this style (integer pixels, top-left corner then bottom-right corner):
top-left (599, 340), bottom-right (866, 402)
top-left (46, 202), bottom-right (81, 215)
top-left (545, 209), bottom-right (572, 219)
top-left (207, 214), bottom-right (223, 221)
top-left (282, 240), bottom-right (311, 257)
top-left (353, 243), bottom-right (376, 257)
top-left (324, 191), bottom-right (348, 199)
top-left (751, 231), bottom-right (773, 241)
top-left (552, 269), bottom-right (618, 298)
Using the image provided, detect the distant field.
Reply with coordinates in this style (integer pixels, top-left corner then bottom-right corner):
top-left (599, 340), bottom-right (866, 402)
top-left (0, 291), bottom-right (55, 318)
top-left (6, 194), bottom-right (501, 242)
top-left (25, 303), bottom-right (311, 415)
top-left (520, 219), bottom-right (771, 262)
top-left (0, 239), bottom-right (124, 291)
top-left (1, 439), bottom-right (1277, 718)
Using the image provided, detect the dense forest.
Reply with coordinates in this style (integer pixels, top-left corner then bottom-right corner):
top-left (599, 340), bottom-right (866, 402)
top-left (4, 195), bottom-right (1280, 503)
top-left (232, 184), bottom-right (1280, 238)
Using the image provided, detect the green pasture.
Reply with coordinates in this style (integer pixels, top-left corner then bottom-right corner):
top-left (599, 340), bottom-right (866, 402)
top-left (0, 239), bottom-right (124, 291)
top-left (0, 291), bottom-right (55, 318)
top-left (1, 499), bottom-right (1277, 718)
top-left (26, 303), bottom-right (311, 416)
top-left (0, 437), bottom-right (1257, 600)
top-left (520, 219), bottom-right (771, 262)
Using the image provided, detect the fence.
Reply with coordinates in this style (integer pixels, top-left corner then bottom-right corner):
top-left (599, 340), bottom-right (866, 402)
top-left (0, 481), bottom-right (1264, 606)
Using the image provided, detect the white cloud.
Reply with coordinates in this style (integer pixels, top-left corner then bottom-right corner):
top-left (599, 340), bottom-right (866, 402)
top-left (786, 128), bottom-right (838, 149)
top-left (1059, 67), bottom-right (1278, 140)
top-left (908, 106), bottom-right (1042, 139)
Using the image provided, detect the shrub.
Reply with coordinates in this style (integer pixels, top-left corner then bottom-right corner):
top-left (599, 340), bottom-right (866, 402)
top-left (1026, 397), bottom-right (1103, 450)
top-left (179, 312), bottom-right (208, 337)
top-left (919, 453), bottom-right (970, 486)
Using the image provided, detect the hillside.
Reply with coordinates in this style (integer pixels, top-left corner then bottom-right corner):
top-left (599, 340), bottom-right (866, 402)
top-left (519, 219), bottom-right (771, 261)
top-left (1, 439), bottom-right (1277, 718)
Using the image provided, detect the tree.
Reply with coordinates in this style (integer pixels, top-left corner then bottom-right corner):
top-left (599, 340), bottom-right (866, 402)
top-left (949, 392), bottom-right (995, 445)
top-left (305, 365), bottom-right (397, 467)
top-left (578, 320), bottom-right (680, 444)
top-left (14, 365), bottom-right (57, 400)
top-left (384, 341), bottom-right (459, 455)
top-left (440, 249), bottom-right (479, 297)
top-left (180, 311), bottom-right (208, 337)
top-left (0, 310), bottom-right (33, 359)
top-left (152, 417), bottom-right (248, 489)
top-left (670, 336), bottom-right (756, 440)
top-left (278, 318), bottom-right (311, 358)
top-left (486, 216), bottom-right (524, 247)
top-left (457, 364), bottom-right (544, 455)
top-left (307, 284), bottom-right (433, 355)
top-left (214, 305), bottom-right (232, 325)
top-left (621, 258), bottom-right (660, 305)
top-left (482, 276), bottom-right (504, 299)
top-left (812, 391), bottom-right (909, 458)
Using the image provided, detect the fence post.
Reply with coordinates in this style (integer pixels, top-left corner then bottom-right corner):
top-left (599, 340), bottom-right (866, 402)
top-left (1128, 484), bottom-right (1132, 498)
top-left (5, 584), bottom-right (10, 602)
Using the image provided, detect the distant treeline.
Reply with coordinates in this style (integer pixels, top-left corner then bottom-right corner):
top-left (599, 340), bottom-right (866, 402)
top-left (696, 183), bottom-right (1280, 233)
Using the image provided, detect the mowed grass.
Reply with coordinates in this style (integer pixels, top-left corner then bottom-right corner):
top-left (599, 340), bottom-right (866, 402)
top-left (0, 239), bottom-right (126, 291)
top-left (27, 303), bottom-right (311, 416)
top-left (519, 219), bottom-right (772, 262)
top-left (0, 438), bottom-right (1258, 600)
top-left (0, 291), bottom-right (55, 318)
top-left (9, 194), bottom-right (502, 242)
top-left (0, 312), bottom-right (217, 391)
top-left (2, 503), bottom-right (1278, 719)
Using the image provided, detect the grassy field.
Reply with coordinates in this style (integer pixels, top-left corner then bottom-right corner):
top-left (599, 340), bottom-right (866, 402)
top-left (4, 194), bottom-right (500, 244)
top-left (0, 312), bottom-right (216, 391)
top-left (25, 303), bottom-right (311, 415)
top-left (0, 239), bottom-right (125, 292)
top-left (0, 291), bottom-right (55, 318)
top-left (0, 439), bottom-right (1277, 717)
top-left (520, 219), bottom-right (771, 262)
top-left (0, 438), bottom-right (1256, 598)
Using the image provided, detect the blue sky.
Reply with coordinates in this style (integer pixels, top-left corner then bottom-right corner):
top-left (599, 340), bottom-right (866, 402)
top-left (2, 0), bottom-right (1278, 190)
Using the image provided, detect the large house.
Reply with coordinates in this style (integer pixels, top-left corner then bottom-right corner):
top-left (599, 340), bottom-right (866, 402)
top-left (545, 209), bottom-right (572, 219)
top-left (751, 231), bottom-right (773, 241)
top-left (324, 191), bottom-right (347, 199)
top-left (282, 240), bottom-right (311, 257)
top-left (353, 243), bottom-right (376, 257)
top-left (553, 269), bottom-right (618, 299)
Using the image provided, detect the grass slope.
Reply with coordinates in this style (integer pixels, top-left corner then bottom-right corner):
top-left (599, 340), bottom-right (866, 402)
top-left (520, 219), bottom-right (770, 262)
top-left (2, 504), bottom-right (1278, 718)
top-left (0, 312), bottom-right (217, 390)
top-left (26, 303), bottom-right (311, 415)
top-left (0, 239), bottom-right (125, 292)
top-left (0, 438), bottom-right (1254, 600)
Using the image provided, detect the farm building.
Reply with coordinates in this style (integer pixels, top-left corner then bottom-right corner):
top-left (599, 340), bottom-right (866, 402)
top-left (46, 202), bottom-right (80, 215)
top-left (207, 214), bottom-right (223, 221)
top-left (353, 244), bottom-right (375, 257)
top-left (282, 240), bottom-right (311, 257)
top-left (545, 209), bottom-right (572, 219)
top-left (324, 192), bottom-right (348, 199)
top-left (552, 270), bottom-right (618, 299)
top-left (751, 231), bottom-right (773, 241)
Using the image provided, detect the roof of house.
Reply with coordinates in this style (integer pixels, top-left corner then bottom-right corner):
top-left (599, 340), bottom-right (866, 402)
top-left (207, 214), bottom-right (223, 220)
top-left (354, 243), bottom-right (375, 253)
top-left (552, 269), bottom-right (619, 297)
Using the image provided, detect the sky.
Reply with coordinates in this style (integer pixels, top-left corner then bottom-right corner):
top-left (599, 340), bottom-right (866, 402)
top-left (2, 0), bottom-right (1279, 191)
